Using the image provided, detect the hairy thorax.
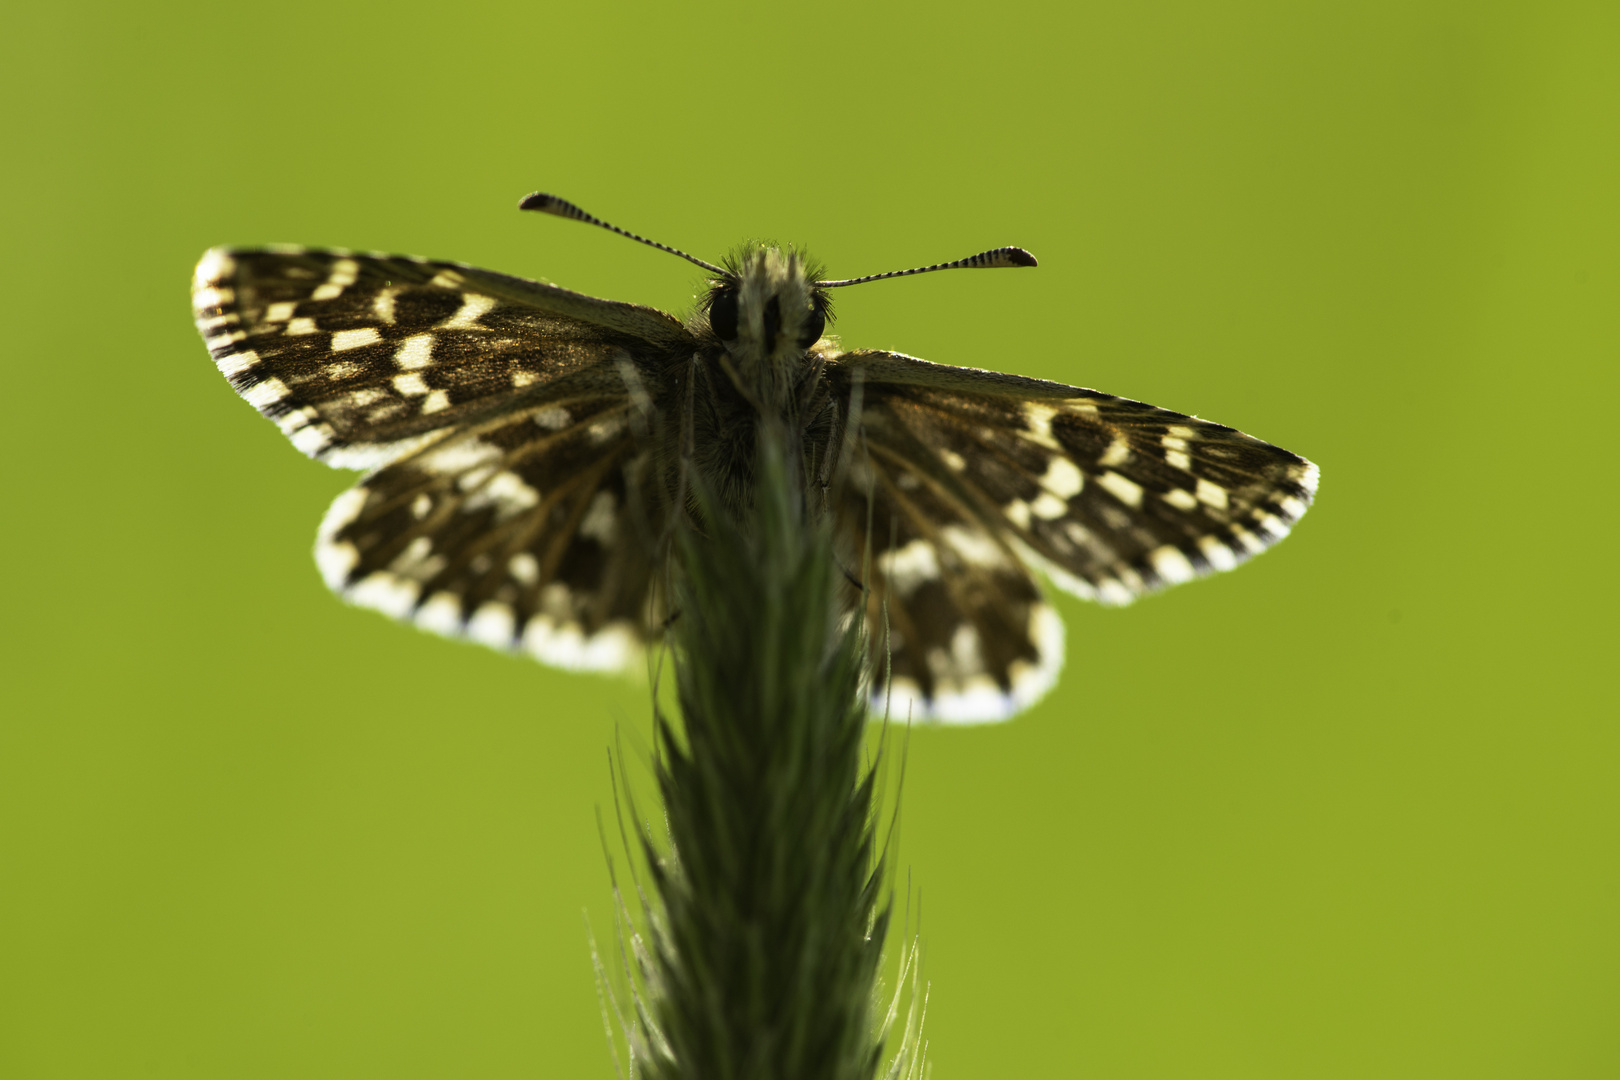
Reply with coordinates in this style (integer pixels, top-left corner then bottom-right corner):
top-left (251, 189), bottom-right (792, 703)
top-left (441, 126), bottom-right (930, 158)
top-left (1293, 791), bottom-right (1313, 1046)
top-left (676, 246), bottom-right (842, 517)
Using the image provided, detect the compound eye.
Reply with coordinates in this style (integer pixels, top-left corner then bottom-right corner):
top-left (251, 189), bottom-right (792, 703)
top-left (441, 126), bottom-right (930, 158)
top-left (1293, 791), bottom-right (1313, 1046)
top-left (798, 307), bottom-right (826, 348)
top-left (709, 288), bottom-right (740, 340)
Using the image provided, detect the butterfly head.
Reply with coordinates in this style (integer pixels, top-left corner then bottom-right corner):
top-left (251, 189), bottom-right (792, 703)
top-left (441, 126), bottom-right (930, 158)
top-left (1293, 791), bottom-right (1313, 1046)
top-left (519, 191), bottom-right (1035, 412)
top-left (704, 246), bottom-right (831, 364)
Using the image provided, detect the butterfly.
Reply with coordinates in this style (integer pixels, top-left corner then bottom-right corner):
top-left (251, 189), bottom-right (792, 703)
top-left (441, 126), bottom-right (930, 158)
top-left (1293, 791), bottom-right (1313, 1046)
top-left (192, 194), bottom-right (1318, 722)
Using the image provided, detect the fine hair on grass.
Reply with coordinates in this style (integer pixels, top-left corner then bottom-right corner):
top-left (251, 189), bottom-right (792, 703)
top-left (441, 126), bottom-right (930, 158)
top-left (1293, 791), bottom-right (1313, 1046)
top-left (591, 420), bottom-right (926, 1079)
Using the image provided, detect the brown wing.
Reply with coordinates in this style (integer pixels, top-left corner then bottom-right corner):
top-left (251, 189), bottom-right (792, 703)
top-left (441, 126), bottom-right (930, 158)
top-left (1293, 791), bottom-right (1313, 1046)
top-left (837, 432), bottom-right (1064, 723)
top-left (832, 349), bottom-right (1318, 721)
top-left (193, 245), bottom-right (688, 470)
top-left (315, 379), bottom-right (669, 669)
top-left (195, 245), bottom-right (685, 669)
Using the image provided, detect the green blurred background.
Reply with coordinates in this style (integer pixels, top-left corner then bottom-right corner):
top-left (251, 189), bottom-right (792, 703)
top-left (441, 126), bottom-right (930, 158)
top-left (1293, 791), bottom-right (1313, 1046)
top-left (4, 1), bottom-right (1616, 1076)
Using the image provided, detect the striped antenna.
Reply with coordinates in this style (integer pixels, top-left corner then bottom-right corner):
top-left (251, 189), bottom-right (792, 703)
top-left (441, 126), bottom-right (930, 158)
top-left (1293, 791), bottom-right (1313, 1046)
top-left (518, 193), bottom-right (727, 276)
top-left (816, 246), bottom-right (1037, 288)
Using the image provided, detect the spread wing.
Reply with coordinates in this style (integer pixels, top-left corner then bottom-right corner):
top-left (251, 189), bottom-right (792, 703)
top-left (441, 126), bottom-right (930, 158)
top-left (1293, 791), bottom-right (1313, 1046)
top-left (316, 388), bottom-right (668, 669)
top-left (193, 245), bottom-right (687, 469)
top-left (832, 349), bottom-right (1319, 722)
top-left (194, 246), bottom-right (686, 665)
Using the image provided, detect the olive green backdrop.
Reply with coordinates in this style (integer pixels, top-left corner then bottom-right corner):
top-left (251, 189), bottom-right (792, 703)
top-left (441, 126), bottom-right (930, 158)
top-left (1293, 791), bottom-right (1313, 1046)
top-left (4, 1), bottom-right (1615, 1076)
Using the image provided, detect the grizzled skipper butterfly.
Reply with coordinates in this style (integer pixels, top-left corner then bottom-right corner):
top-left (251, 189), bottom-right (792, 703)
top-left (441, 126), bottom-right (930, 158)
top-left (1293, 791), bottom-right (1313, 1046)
top-left (193, 195), bottom-right (1317, 721)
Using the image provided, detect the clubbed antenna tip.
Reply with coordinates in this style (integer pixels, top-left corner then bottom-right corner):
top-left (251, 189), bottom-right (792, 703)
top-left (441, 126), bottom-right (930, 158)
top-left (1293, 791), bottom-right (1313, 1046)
top-left (518, 191), bottom-right (726, 275)
top-left (817, 246), bottom-right (1039, 288)
top-left (518, 192), bottom-right (583, 218)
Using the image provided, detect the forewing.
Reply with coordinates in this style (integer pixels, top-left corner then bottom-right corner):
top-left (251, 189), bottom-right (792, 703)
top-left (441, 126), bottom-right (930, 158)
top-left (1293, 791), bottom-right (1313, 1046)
top-left (838, 349), bottom-right (1318, 605)
top-left (192, 246), bottom-right (688, 470)
top-left (316, 387), bottom-right (668, 670)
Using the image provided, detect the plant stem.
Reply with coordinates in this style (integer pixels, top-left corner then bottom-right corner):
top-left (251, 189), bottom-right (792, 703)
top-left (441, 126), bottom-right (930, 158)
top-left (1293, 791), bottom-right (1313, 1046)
top-left (638, 425), bottom-right (888, 1080)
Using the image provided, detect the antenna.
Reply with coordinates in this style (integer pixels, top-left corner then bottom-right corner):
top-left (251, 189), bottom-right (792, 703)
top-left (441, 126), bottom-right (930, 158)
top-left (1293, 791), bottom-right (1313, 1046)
top-left (816, 246), bottom-right (1037, 288)
top-left (519, 193), bottom-right (727, 276)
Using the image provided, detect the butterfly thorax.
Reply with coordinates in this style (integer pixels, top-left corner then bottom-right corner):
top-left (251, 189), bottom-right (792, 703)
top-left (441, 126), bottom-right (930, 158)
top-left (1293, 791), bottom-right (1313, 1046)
top-left (702, 247), bottom-right (830, 414)
top-left (685, 245), bottom-right (839, 514)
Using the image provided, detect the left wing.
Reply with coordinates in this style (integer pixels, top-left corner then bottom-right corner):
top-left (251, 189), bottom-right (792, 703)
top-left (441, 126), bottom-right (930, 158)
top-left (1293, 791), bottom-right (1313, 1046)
top-left (316, 388), bottom-right (667, 670)
top-left (192, 246), bottom-right (687, 471)
top-left (194, 246), bottom-right (682, 667)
